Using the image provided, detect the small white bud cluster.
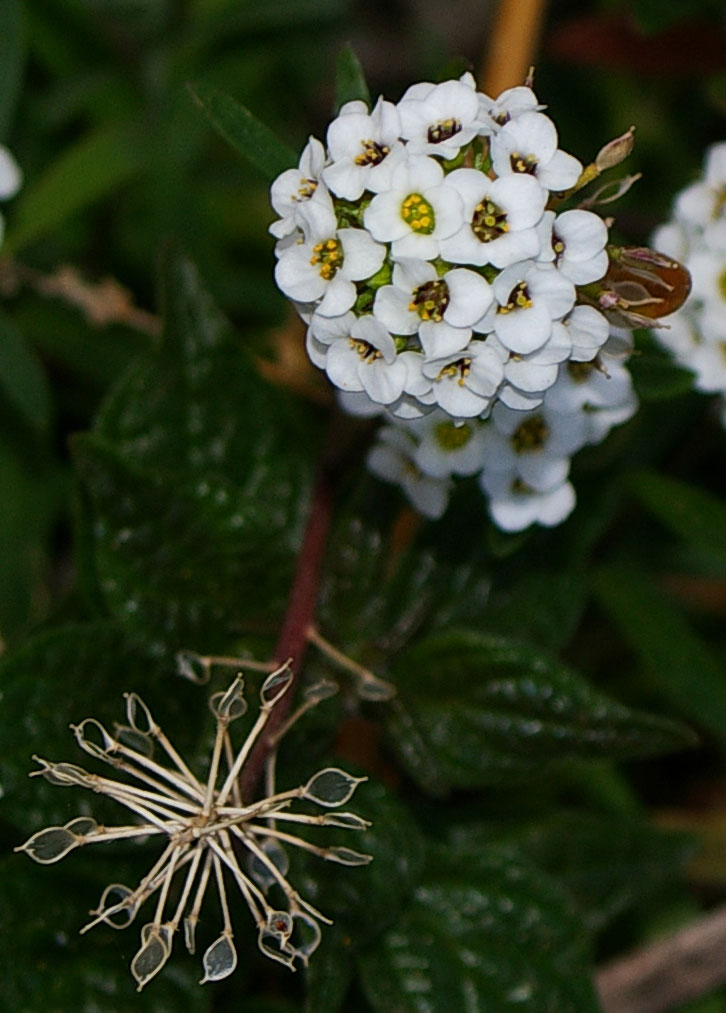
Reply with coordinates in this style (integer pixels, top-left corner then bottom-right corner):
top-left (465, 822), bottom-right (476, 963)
top-left (651, 141), bottom-right (726, 424)
top-left (270, 74), bottom-right (641, 530)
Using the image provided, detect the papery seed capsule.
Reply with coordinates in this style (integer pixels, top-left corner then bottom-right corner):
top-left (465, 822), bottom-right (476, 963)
top-left (605, 246), bottom-right (692, 319)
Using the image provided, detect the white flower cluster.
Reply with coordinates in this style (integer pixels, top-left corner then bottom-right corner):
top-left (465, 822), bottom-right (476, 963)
top-left (651, 142), bottom-right (726, 424)
top-left (270, 74), bottom-right (639, 531)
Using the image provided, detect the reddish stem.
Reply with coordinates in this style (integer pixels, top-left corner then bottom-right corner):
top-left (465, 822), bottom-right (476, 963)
top-left (239, 467), bottom-right (334, 799)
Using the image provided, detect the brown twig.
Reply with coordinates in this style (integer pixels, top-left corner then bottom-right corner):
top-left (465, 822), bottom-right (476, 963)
top-left (478, 0), bottom-right (550, 96)
top-left (238, 467), bottom-right (334, 801)
top-left (0, 256), bottom-right (160, 336)
top-left (596, 904), bottom-right (726, 1013)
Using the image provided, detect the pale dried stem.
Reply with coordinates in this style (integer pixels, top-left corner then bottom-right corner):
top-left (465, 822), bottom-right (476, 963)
top-left (0, 257), bottom-right (160, 335)
top-left (597, 904), bottom-right (726, 1013)
top-left (479, 0), bottom-right (550, 97)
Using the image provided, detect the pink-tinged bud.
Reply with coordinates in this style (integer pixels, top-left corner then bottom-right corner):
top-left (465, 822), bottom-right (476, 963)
top-left (595, 127), bottom-right (636, 172)
top-left (602, 245), bottom-right (692, 322)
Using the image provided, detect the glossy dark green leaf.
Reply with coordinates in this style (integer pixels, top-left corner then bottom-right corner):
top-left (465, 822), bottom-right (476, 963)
top-left (4, 122), bottom-right (145, 253)
top-left (189, 83), bottom-right (296, 181)
top-left (629, 470), bottom-right (726, 565)
top-left (0, 0), bottom-right (24, 140)
top-left (0, 856), bottom-right (211, 1012)
top-left (293, 778), bottom-right (425, 946)
top-left (628, 349), bottom-right (696, 402)
top-left (94, 249), bottom-right (313, 499)
top-left (0, 621), bottom-right (182, 832)
top-left (304, 923), bottom-right (355, 1013)
top-left (511, 810), bottom-right (694, 933)
top-left (357, 843), bottom-right (599, 1013)
top-left (73, 434), bottom-right (296, 651)
top-left (0, 307), bottom-right (51, 432)
top-left (387, 630), bottom-right (696, 793)
top-left (335, 44), bottom-right (371, 111)
top-left (593, 564), bottom-right (726, 741)
top-left (0, 431), bottom-right (60, 641)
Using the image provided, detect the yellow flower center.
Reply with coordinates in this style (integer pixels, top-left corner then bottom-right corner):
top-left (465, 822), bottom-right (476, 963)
top-left (354, 139), bottom-right (390, 167)
top-left (511, 415), bottom-right (548, 453)
top-left (510, 151), bottom-right (539, 175)
top-left (348, 338), bottom-right (381, 363)
top-left (497, 281), bottom-right (533, 314)
top-left (401, 193), bottom-right (436, 234)
top-left (427, 118), bottom-right (461, 144)
top-left (436, 357), bottom-right (471, 386)
top-left (294, 177), bottom-right (318, 201)
top-left (409, 279), bottom-right (450, 322)
top-left (310, 238), bottom-right (343, 281)
top-left (471, 197), bottom-right (509, 243)
top-left (434, 420), bottom-right (473, 451)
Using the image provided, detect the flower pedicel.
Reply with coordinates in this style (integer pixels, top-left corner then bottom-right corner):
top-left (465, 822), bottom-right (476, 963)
top-left (271, 73), bottom-right (689, 530)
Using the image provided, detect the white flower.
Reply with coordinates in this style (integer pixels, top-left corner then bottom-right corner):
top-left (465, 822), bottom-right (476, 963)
top-left (545, 357), bottom-right (638, 444)
top-left (674, 141), bottom-right (726, 230)
top-left (275, 195), bottom-right (386, 317)
top-left (477, 261), bottom-right (575, 355)
top-left (306, 310), bottom-right (357, 368)
top-left (269, 137), bottom-right (327, 239)
top-left (322, 98), bottom-right (406, 200)
top-left (480, 400), bottom-right (586, 492)
top-left (439, 168), bottom-right (546, 268)
top-left (0, 145), bottom-right (22, 248)
top-left (372, 258), bottom-right (492, 358)
top-left (480, 468), bottom-right (576, 531)
top-left (409, 409), bottom-right (488, 478)
top-left (397, 74), bottom-right (485, 158)
top-left (363, 155), bottom-right (464, 260)
top-left (564, 305), bottom-right (611, 362)
top-left (478, 85), bottom-right (543, 130)
top-left (537, 209), bottom-right (609, 284)
top-left (495, 322), bottom-right (572, 409)
top-left (324, 315), bottom-right (407, 404)
top-left (422, 338), bottom-right (505, 417)
top-left (489, 111), bottom-right (582, 192)
top-left (367, 424), bottom-right (450, 518)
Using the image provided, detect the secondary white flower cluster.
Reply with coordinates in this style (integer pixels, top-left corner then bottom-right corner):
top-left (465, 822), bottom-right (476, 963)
top-left (270, 74), bottom-right (640, 530)
top-left (651, 141), bottom-right (726, 423)
top-left (0, 144), bottom-right (22, 247)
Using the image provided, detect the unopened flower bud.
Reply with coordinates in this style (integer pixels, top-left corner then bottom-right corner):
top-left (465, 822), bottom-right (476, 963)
top-left (596, 127), bottom-right (636, 173)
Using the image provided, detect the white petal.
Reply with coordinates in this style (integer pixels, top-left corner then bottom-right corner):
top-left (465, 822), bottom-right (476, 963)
top-left (444, 269), bottom-right (493, 326)
top-left (339, 227), bottom-right (386, 281)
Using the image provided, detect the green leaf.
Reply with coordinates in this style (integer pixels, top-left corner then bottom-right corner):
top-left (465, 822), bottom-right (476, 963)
top-left (189, 83), bottom-right (296, 181)
top-left (628, 349), bottom-right (696, 402)
top-left (95, 248), bottom-right (313, 491)
top-left (304, 924), bottom-right (355, 1013)
top-left (0, 0), bottom-right (24, 139)
top-left (387, 630), bottom-right (696, 793)
top-left (0, 621), bottom-right (185, 832)
top-left (629, 470), bottom-right (726, 565)
top-left (0, 856), bottom-right (211, 1011)
top-left (73, 434), bottom-right (298, 652)
top-left (0, 307), bottom-right (51, 432)
top-left (593, 564), bottom-right (726, 742)
top-left (513, 810), bottom-right (694, 933)
top-left (0, 431), bottom-right (60, 640)
top-left (4, 121), bottom-right (145, 253)
top-left (357, 843), bottom-right (599, 1013)
top-left (335, 44), bottom-right (371, 111)
top-left (295, 778), bottom-right (425, 945)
